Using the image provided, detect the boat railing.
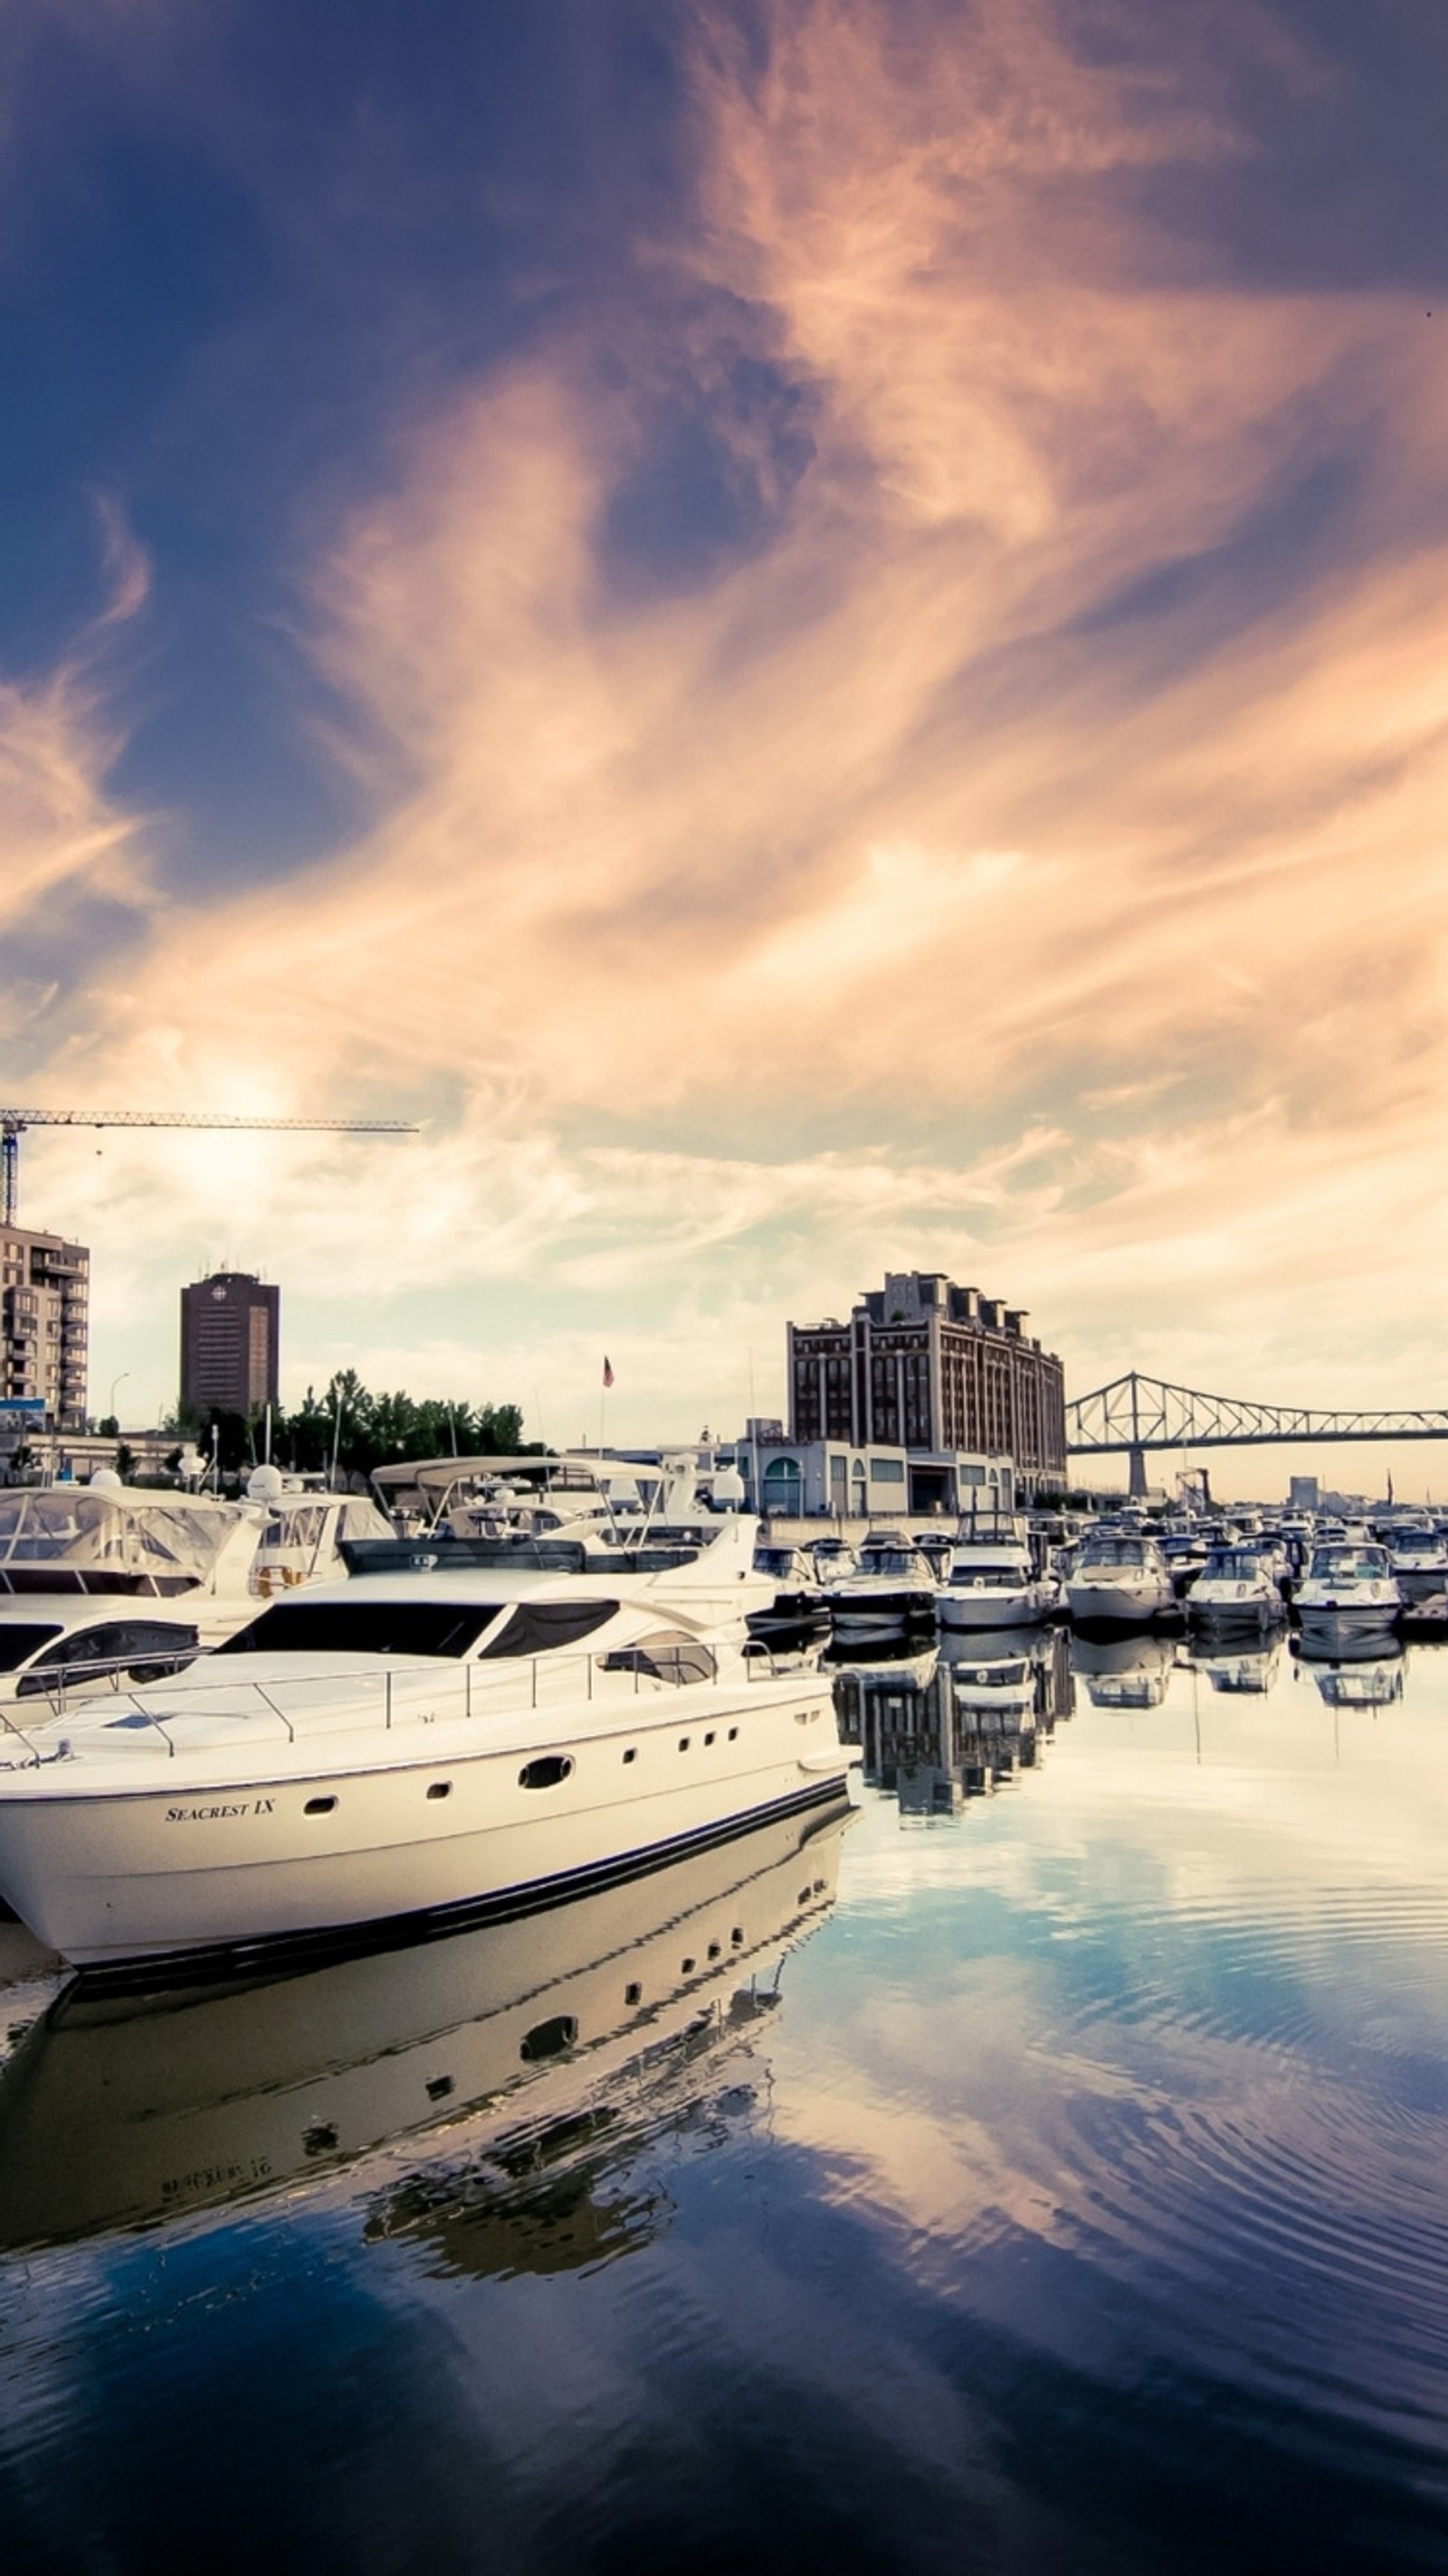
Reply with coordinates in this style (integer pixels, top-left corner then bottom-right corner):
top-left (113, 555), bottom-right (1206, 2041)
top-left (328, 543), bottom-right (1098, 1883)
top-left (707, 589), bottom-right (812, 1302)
top-left (0, 1633), bottom-right (817, 1763)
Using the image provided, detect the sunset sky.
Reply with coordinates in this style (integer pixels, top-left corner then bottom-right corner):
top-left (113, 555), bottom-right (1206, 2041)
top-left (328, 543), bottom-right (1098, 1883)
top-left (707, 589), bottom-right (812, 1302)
top-left (4, 0), bottom-right (1447, 1493)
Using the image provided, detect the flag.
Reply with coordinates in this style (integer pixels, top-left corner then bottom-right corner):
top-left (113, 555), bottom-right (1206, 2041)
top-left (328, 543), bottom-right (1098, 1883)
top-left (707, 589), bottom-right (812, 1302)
top-left (602, 1356), bottom-right (614, 1389)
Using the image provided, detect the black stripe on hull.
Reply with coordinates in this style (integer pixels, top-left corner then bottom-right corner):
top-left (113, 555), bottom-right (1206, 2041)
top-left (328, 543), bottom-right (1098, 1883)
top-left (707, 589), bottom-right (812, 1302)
top-left (69, 1776), bottom-right (856, 1998)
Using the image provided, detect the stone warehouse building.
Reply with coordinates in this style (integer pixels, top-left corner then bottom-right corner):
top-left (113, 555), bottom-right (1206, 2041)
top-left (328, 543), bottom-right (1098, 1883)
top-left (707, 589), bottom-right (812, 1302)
top-left (765, 1269), bottom-right (1067, 1515)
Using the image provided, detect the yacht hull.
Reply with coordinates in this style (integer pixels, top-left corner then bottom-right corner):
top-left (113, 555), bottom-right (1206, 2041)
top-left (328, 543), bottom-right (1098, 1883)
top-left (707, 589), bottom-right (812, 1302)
top-left (1065, 1579), bottom-right (1176, 1628)
top-left (936, 1588), bottom-right (1052, 1632)
top-left (0, 1683), bottom-right (855, 1980)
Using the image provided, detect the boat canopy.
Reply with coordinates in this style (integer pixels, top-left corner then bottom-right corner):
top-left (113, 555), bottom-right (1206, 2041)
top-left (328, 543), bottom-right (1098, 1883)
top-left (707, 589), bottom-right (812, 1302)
top-left (0, 1489), bottom-right (252, 1593)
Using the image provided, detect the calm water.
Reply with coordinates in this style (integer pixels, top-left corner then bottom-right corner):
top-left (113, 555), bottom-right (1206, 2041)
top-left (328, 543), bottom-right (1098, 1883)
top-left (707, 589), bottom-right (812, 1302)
top-left (2, 1627), bottom-right (1447, 2575)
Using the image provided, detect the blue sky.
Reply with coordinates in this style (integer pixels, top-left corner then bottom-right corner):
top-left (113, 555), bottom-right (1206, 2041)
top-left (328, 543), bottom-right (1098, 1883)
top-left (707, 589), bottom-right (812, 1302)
top-left (4, 0), bottom-right (1448, 1491)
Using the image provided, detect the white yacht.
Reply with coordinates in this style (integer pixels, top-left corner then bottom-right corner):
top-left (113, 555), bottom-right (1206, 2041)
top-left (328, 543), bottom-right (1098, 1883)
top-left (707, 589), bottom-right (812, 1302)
top-left (1294, 1541), bottom-right (1402, 1641)
top-left (248, 1469), bottom-right (394, 1596)
top-left (1385, 1524), bottom-right (1448, 1601)
top-left (0, 1479), bottom-right (262, 1643)
top-left (1186, 1543), bottom-right (1285, 1633)
top-left (0, 1798), bottom-right (850, 2250)
top-left (1065, 1531), bottom-right (1176, 1628)
top-left (824, 1532), bottom-right (938, 1645)
top-left (936, 1522), bottom-right (1057, 1631)
top-left (0, 1537), bottom-right (855, 1977)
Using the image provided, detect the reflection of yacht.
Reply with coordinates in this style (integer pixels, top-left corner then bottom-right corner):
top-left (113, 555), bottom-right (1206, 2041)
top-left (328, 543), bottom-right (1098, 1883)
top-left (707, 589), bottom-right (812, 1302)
top-left (1066, 1533), bottom-right (1176, 1629)
top-left (1071, 1631), bottom-right (1176, 1708)
top-left (0, 1799), bottom-right (851, 2253)
top-left (825, 1532), bottom-right (938, 1645)
top-left (0, 1525), bottom-right (855, 1975)
top-left (1302, 1651), bottom-right (1405, 1710)
top-left (935, 1631), bottom-right (1038, 1716)
top-left (1295, 1542), bottom-right (1401, 1643)
top-left (1195, 1640), bottom-right (1283, 1695)
top-left (936, 1523), bottom-right (1057, 1631)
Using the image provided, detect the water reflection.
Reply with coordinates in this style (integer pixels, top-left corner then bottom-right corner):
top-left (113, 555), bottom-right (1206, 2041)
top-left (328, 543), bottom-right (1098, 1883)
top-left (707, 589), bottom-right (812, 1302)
top-left (1070, 1628), bottom-right (1177, 1708)
top-left (1191, 1638), bottom-right (1284, 1695)
top-left (0, 1802), bottom-right (851, 2256)
top-left (833, 1629), bottom-right (1074, 1815)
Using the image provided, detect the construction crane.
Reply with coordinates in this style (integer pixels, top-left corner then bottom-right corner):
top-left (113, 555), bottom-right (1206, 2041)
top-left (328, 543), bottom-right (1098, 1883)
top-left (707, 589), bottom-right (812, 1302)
top-left (1, 1109), bottom-right (417, 1227)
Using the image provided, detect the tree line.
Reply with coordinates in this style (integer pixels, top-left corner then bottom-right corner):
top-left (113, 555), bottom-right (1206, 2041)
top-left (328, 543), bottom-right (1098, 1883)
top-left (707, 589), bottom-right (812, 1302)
top-left (171, 1370), bottom-right (539, 1483)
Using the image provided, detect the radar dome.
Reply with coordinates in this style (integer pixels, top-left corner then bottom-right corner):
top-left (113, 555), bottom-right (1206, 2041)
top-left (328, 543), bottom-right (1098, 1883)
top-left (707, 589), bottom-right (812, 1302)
top-left (247, 1465), bottom-right (285, 1503)
top-left (711, 1465), bottom-right (746, 1509)
top-left (89, 1468), bottom-right (124, 1495)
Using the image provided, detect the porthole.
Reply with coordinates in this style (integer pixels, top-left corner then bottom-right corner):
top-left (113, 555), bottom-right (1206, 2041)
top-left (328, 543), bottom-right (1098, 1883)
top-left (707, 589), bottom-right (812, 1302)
top-left (707, 1941), bottom-right (721, 1961)
top-left (302, 2120), bottom-right (338, 2155)
top-left (681, 1955), bottom-right (696, 1974)
top-left (728, 1726), bottom-right (738, 1741)
top-left (519, 2013), bottom-right (576, 2063)
top-left (519, 1754), bottom-right (574, 1791)
top-left (678, 1736), bottom-right (691, 1752)
top-left (425, 2074), bottom-right (453, 2102)
top-left (426, 1780), bottom-right (452, 1800)
top-left (624, 1980), bottom-right (643, 2007)
top-left (622, 1746), bottom-right (637, 1764)
top-left (730, 1927), bottom-right (744, 1946)
top-left (304, 1795), bottom-right (338, 1817)
top-left (703, 1731), bottom-right (715, 1746)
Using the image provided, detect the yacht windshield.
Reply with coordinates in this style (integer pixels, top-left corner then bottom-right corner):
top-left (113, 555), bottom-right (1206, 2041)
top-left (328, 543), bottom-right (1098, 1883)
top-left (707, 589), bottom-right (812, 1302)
top-left (1081, 1539), bottom-right (1149, 1569)
top-left (215, 1601), bottom-right (503, 1658)
top-left (1309, 1548), bottom-right (1389, 1582)
top-left (1205, 1550), bottom-right (1262, 1580)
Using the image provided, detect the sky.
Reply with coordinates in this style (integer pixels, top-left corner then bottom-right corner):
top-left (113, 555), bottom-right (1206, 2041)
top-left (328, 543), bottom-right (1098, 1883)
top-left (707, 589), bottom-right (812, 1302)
top-left (3, 0), bottom-right (1447, 1494)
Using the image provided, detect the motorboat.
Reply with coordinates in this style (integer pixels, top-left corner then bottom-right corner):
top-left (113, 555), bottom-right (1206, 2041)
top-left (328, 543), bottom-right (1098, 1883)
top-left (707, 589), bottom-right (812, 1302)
top-left (746, 1541), bottom-right (830, 1647)
top-left (0, 1479), bottom-right (262, 1642)
top-left (824, 1531), bottom-right (938, 1645)
top-left (936, 1522), bottom-right (1057, 1631)
top-left (1159, 1531), bottom-right (1208, 1597)
top-left (1065, 1532), bottom-right (1176, 1629)
top-left (0, 1798), bottom-right (850, 2252)
top-left (1294, 1541), bottom-right (1401, 1642)
top-left (0, 1533), bottom-right (856, 1976)
top-left (0, 1600), bottom-right (203, 1727)
top-left (1385, 1524), bottom-right (1448, 1602)
top-left (1071, 1631), bottom-right (1176, 1709)
top-left (1185, 1543), bottom-right (1285, 1633)
top-left (247, 1469), bottom-right (394, 1596)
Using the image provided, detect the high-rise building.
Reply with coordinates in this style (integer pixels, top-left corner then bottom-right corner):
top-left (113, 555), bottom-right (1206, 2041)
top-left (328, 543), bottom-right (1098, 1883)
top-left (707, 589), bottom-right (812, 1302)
top-left (180, 1270), bottom-right (280, 1419)
top-left (787, 1270), bottom-right (1067, 1491)
top-left (0, 1226), bottom-right (90, 1430)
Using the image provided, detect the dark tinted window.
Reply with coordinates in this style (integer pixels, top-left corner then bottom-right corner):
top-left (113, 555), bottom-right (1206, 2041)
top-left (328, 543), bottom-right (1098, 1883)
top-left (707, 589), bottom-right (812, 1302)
top-left (0, 1623), bottom-right (62, 1673)
top-left (478, 1600), bottom-right (620, 1657)
top-left (215, 1601), bottom-right (501, 1658)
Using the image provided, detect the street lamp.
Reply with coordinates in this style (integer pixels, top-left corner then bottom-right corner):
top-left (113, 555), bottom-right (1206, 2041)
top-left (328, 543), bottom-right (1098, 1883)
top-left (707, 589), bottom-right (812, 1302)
top-left (108, 1370), bottom-right (130, 1428)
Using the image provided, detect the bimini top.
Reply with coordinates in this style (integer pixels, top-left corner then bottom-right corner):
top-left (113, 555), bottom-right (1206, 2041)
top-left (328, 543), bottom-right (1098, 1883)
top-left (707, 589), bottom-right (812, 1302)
top-left (0, 1486), bottom-right (258, 1598)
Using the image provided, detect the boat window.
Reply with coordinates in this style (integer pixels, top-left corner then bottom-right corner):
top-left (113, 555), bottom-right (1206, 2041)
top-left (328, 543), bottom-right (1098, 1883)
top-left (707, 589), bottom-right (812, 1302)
top-left (600, 1631), bottom-right (717, 1684)
top-left (1310, 1548), bottom-right (1389, 1581)
top-left (477, 1599), bottom-right (621, 1657)
top-left (519, 1755), bottom-right (574, 1790)
top-left (214, 1601), bottom-right (502, 1657)
top-left (0, 1622), bottom-right (62, 1673)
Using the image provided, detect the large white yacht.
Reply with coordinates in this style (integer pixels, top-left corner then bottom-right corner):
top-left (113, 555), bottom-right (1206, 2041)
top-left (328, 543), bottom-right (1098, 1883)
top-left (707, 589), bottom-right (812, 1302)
top-left (0, 1479), bottom-right (262, 1642)
top-left (0, 1528), bottom-right (854, 1977)
top-left (1064, 1531), bottom-right (1176, 1628)
top-left (936, 1522), bottom-right (1057, 1631)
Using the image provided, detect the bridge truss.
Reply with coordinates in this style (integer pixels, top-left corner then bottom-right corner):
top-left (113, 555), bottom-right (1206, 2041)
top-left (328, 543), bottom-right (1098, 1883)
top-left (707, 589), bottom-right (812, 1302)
top-left (1066, 1372), bottom-right (1448, 1494)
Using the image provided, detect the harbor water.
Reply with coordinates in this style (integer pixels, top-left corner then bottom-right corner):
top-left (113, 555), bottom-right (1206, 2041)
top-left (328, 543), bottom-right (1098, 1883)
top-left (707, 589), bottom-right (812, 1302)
top-left (2, 1628), bottom-right (1446, 2572)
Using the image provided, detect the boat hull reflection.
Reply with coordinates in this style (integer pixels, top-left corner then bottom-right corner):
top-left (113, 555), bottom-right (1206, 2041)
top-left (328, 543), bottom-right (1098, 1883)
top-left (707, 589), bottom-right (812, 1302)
top-left (0, 1799), bottom-right (852, 2253)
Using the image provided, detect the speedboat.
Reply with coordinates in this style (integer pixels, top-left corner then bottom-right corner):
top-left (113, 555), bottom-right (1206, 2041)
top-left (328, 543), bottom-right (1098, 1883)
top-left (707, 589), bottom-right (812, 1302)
top-left (1386, 1524), bottom-right (1448, 1602)
top-left (936, 1524), bottom-right (1057, 1631)
top-left (747, 1542), bottom-right (830, 1647)
top-left (824, 1532), bottom-right (938, 1645)
top-left (0, 1541), bottom-right (856, 1978)
top-left (0, 1798), bottom-right (850, 2253)
top-left (1186, 1543), bottom-right (1284, 1634)
top-left (1065, 1532), bottom-right (1176, 1629)
top-left (1294, 1541), bottom-right (1401, 1643)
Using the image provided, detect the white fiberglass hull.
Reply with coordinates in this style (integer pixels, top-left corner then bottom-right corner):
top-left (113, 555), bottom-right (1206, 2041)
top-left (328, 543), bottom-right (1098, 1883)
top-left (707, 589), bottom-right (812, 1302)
top-left (1186, 1585), bottom-right (1282, 1631)
top-left (937, 1585), bottom-right (1053, 1632)
top-left (0, 1677), bottom-right (854, 1976)
top-left (1065, 1576), bottom-right (1175, 1627)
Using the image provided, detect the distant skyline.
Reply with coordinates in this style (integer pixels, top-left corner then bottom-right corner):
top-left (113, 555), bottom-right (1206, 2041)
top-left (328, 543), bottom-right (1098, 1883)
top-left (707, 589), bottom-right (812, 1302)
top-left (4, 0), bottom-right (1447, 1496)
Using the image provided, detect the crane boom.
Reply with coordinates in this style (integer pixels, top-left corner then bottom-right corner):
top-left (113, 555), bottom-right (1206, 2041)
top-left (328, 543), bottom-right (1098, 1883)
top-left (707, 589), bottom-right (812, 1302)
top-left (0, 1109), bottom-right (417, 1226)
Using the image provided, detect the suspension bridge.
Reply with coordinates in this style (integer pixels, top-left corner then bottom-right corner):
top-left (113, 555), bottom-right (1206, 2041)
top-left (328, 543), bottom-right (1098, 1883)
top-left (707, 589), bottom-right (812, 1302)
top-left (1066, 1371), bottom-right (1448, 1497)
